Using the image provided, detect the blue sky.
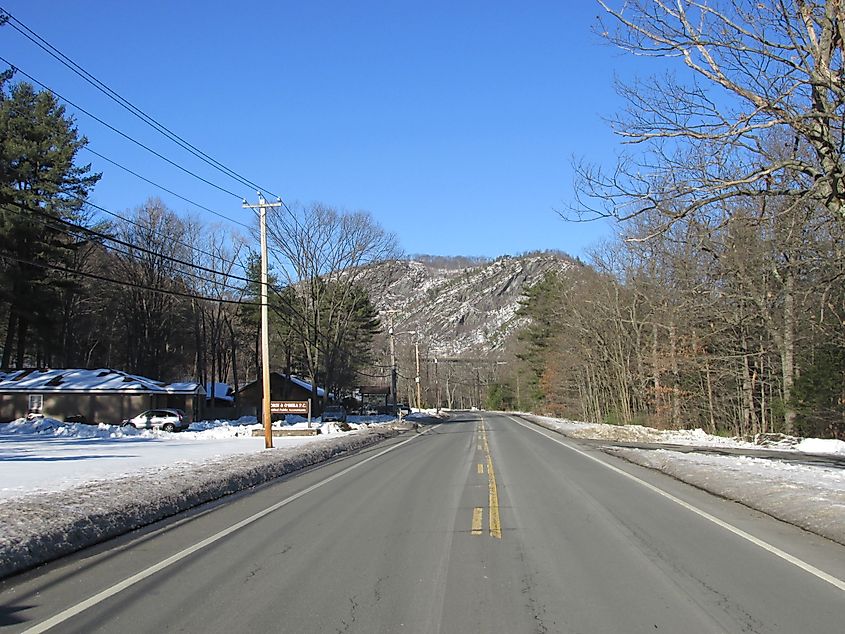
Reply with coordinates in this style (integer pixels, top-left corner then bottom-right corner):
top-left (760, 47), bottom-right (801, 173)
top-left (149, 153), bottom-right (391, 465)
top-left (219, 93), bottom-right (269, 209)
top-left (1, 1), bottom-right (637, 258)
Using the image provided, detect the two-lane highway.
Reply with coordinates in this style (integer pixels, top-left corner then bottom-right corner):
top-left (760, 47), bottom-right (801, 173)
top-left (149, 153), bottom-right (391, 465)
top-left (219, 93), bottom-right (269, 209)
top-left (3, 412), bottom-right (845, 632)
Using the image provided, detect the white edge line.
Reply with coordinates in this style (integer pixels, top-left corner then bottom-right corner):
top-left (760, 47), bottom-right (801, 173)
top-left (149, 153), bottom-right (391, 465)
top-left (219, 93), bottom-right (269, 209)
top-left (24, 425), bottom-right (440, 634)
top-left (508, 415), bottom-right (845, 594)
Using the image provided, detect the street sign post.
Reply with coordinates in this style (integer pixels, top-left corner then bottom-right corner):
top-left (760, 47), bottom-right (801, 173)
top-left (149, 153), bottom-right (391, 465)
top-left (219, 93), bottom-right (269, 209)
top-left (270, 400), bottom-right (313, 427)
top-left (270, 401), bottom-right (309, 414)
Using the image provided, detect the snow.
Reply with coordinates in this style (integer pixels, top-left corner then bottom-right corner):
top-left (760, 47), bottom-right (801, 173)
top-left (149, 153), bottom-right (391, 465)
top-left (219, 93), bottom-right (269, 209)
top-left (204, 382), bottom-right (234, 402)
top-left (0, 414), bottom-right (404, 502)
top-left (527, 414), bottom-right (844, 455)
top-left (0, 368), bottom-right (202, 394)
top-left (285, 374), bottom-right (326, 397)
top-left (797, 437), bottom-right (845, 456)
top-left (0, 417), bottom-right (300, 501)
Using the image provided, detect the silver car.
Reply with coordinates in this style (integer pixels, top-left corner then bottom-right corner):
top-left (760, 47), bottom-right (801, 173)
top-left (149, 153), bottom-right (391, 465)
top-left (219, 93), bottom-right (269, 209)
top-left (122, 408), bottom-right (187, 432)
top-left (321, 405), bottom-right (347, 423)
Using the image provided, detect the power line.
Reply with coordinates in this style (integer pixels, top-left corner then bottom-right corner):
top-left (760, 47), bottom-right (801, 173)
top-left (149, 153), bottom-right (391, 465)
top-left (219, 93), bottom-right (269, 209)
top-left (56, 197), bottom-right (253, 283)
top-left (95, 210), bottom-right (252, 278)
top-left (0, 214), bottom-right (363, 358)
top-left (78, 210), bottom-right (253, 284)
top-left (5, 150), bottom-right (252, 272)
top-left (2, 201), bottom-right (332, 342)
top-left (0, 203), bottom-right (340, 336)
top-left (0, 56), bottom-right (247, 203)
top-left (0, 249), bottom-right (259, 307)
top-left (81, 146), bottom-right (252, 229)
top-left (0, 202), bottom-right (253, 292)
top-left (0, 7), bottom-right (281, 200)
top-left (76, 197), bottom-right (251, 275)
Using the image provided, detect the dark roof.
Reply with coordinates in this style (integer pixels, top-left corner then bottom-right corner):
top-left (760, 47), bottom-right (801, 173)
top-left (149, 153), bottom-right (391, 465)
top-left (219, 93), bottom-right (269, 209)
top-left (359, 385), bottom-right (391, 395)
top-left (237, 372), bottom-right (326, 398)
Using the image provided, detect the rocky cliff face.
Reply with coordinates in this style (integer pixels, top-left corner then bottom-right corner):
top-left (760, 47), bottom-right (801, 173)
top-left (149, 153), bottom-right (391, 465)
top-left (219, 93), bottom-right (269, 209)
top-left (365, 251), bottom-right (573, 359)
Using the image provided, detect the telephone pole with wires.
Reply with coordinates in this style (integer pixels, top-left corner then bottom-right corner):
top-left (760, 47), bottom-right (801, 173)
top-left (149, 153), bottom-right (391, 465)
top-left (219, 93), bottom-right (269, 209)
top-left (243, 193), bottom-right (282, 449)
top-left (386, 311), bottom-right (398, 409)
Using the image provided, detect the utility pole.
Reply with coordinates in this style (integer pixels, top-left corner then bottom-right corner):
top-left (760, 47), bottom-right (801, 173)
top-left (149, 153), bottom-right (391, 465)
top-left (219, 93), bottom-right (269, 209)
top-left (387, 311), bottom-right (397, 409)
top-left (414, 336), bottom-right (421, 410)
top-left (243, 193), bottom-right (282, 449)
top-left (475, 367), bottom-right (481, 409)
top-left (434, 357), bottom-right (441, 412)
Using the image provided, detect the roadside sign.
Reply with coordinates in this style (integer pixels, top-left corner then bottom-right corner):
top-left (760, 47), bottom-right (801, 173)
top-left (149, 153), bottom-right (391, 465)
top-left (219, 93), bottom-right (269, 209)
top-left (270, 401), bottom-right (309, 414)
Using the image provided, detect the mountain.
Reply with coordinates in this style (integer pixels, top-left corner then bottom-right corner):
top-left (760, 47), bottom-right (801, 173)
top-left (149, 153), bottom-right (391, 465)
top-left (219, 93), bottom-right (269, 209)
top-left (365, 251), bottom-right (574, 359)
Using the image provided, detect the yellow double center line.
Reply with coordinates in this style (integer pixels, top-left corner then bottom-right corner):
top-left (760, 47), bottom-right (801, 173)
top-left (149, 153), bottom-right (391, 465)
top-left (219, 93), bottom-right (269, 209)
top-left (475, 421), bottom-right (502, 539)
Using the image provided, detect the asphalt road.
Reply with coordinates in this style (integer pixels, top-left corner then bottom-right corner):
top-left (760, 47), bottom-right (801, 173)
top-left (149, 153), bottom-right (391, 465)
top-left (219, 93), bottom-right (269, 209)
top-left (3, 412), bottom-right (845, 633)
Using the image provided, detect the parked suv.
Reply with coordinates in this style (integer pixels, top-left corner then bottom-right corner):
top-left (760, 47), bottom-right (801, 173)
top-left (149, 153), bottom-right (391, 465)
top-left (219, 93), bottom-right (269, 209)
top-left (122, 409), bottom-right (187, 432)
top-left (321, 405), bottom-right (347, 423)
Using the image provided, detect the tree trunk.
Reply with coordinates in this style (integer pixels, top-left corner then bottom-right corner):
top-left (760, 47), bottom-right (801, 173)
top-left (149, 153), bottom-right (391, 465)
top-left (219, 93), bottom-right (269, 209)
top-left (740, 334), bottom-right (759, 437)
top-left (15, 316), bottom-right (29, 368)
top-left (228, 316), bottom-right (239, 394)
top-left (781, 266), bottom-right (797, 435)
top-left (193, 300), bottom-right (203, 384)
top-left (3, 309), bottom-right (17, 369)
top-left (704, 356), bottom-right (716, 434)
top-left (669, 321), bottom-right (681, 427)
top-left (652, 322), bottom-right (662, 422)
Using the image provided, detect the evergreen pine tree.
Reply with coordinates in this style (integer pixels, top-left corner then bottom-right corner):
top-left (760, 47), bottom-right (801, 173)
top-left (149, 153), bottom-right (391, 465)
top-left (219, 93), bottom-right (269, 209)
top-left (0, 77), bottom-right (100, 367)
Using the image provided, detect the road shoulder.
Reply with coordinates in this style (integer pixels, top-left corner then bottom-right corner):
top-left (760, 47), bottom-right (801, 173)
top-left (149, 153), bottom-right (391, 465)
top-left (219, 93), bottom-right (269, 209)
top-left (516, 413), bottom-right (845, 547)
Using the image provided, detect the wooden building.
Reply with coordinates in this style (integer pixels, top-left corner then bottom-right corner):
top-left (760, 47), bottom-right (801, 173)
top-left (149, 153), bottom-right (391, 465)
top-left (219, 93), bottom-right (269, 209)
top-left (0, 368), bottom-right (205, 424)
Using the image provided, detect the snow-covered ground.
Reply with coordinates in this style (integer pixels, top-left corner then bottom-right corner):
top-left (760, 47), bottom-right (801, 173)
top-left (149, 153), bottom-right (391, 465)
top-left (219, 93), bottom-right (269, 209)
top-left (525, 414), bottom-right (845, 456)
top-left (522, 413), bottom-right (845, 546)
top-left (0, 414), bottom-right (396, 502)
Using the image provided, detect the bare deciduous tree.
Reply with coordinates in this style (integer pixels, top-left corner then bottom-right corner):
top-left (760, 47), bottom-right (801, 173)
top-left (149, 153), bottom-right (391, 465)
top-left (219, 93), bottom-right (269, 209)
top-left (111, 198), bottom-right (194, 380)
top-left (576, 1), bottom-right (845, 228)
top-left (183, 221), bottom-right (248, 404)
top-left (265, 202), bottom-right (400, 405)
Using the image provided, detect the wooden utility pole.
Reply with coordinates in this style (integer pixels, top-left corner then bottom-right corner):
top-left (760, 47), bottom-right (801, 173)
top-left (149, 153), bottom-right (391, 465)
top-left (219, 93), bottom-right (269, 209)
top-left (414, 337), bottom-right (421, 410)
top-left (434, 357), bottom-right (441, 412)
top-left (387, 311), bottom-right (397, 408)
top-left (243, 193), bottom-right (282, 449)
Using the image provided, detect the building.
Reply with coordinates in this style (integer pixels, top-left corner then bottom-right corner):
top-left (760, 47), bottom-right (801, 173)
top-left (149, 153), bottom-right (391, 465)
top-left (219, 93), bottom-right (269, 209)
top-left (236, 373), bottom-right (326, 414)
top-left (358, 385), bottom-right (391, 413)
top-left (0, 368), bottom-right (205, 424)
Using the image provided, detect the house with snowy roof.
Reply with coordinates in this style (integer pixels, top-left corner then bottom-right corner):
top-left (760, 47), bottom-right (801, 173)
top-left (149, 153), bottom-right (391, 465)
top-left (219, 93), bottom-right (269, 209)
top-left (0, 368), bottom-right (205, 425)
top-left (236, 372), bottom-right (327, 417)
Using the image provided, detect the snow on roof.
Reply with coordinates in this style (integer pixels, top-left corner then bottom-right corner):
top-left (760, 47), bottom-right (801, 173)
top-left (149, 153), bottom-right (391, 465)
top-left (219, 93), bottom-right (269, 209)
top-left (0, 369), bottom-right (204, 395)
top-left (287, 374), bottom-right (326, 398)
top-left (205, 382), bottom-right (234, 402)
top-left (235, 373), bottom-right (327, 398)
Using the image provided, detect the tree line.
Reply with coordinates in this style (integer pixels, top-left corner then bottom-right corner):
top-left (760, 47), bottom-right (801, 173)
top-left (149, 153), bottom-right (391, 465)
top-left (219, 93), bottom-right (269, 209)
top-left (509, 202), bottom-right (844, 439)
top-left (0, 74), bottom-right (395, 406)
top-left (498, 2), bottom-right (845, 439)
